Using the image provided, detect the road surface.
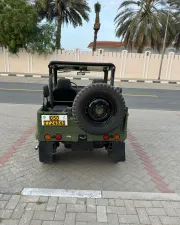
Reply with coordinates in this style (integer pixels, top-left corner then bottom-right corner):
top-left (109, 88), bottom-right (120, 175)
top-left (0, 81), bottom-right (180, 111)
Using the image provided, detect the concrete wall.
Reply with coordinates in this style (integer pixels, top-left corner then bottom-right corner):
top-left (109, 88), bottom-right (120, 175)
top-left (0, 47), bottom-right (180, 81)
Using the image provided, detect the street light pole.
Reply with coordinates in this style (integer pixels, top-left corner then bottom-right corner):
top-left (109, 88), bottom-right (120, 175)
top-left (158, 7), bottom-right (170, 80)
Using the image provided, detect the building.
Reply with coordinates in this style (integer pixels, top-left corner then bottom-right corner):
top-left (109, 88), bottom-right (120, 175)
top-left (87, 41), bottom-right (125, 52)
top-left (87, 41), bottom-right (179, 54)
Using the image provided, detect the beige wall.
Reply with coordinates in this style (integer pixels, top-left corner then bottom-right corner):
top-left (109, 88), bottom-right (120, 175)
top-left (0, 47), bottom-right (179, 81)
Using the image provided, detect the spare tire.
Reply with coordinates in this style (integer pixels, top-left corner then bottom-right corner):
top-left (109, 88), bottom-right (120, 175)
top-left (72, 83), bottom-right (126, 135)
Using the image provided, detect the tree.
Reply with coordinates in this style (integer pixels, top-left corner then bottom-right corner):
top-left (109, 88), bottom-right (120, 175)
top-left (168, 0), bottom-right (180, 8)
top-left (0, 0), bottom-right (38, 54)
top-left (167, 0), bottom-right (180, 50)
top-left (0, 0), bottom-right (55, 54)
top-left (35, 0), bottom-right (91, 49)
top-left (92, 2), bottom-right (101, 52)
top-left (114, 0), bottom-right (177, 53)
top-left (26, 22), bottom-right (56, 55)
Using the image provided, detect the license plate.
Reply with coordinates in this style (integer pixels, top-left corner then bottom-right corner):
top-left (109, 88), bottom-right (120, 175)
top-left (41, 115), bottom-right (68, 126)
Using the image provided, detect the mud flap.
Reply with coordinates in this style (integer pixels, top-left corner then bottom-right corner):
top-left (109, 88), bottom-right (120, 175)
top-left (109, 142), bottom-right (126, 163)
top-left (39, 141), bottom-right (54, 163)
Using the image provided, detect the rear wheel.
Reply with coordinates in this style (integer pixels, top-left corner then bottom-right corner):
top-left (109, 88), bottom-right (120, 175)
top-left (107, 142), bottom-right (126, 163)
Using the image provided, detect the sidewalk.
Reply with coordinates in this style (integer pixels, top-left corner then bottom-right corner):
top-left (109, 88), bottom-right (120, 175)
top-left (1, 189), bottom-right (180, 225)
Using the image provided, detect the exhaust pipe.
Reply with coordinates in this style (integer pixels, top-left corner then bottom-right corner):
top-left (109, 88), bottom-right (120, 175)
top-left (35, 144), bottom-right (39, 150)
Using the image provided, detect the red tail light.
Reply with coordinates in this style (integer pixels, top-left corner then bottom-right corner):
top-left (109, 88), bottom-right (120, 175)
top-left (56, 134), bottom-right (62, 141)
top-left (103, 134), bottom-right (110, 141)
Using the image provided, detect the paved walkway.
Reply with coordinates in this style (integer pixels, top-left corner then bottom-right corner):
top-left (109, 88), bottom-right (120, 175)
top-left (1, 190), bottom-right (180, 225)
top-left (1, 104), bottom-right (180, 193)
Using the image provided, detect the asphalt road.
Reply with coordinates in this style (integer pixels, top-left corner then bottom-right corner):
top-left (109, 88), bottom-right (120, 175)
top-left (0, 82), bottom-right (180, 111)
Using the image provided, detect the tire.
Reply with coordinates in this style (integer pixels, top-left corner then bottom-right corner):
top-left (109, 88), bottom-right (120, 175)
top-left (72, 83), bottom-right (126, 135)
top-left (38, 141), bottom-right (54, 164)
top-left (92, 79), bottom-right (105, 83)
top-left (108, 142), bottom-right (126, 163)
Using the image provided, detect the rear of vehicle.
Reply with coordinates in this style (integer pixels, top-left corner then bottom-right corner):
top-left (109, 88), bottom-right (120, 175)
top-left (35, 61), bottom-right (129, 163)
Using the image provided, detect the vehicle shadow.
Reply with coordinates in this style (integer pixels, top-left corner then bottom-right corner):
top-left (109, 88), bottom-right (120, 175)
top-left (52, 147), bottom-right (114, 165)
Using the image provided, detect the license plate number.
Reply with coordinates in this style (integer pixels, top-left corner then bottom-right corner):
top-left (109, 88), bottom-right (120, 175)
top-left (41, 115), bottom-right (68, 126)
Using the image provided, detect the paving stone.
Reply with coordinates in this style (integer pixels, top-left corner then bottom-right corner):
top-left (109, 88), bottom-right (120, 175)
top-left (18, 210), bottom-right (34, 225)
top-left (58, 197), bottom-right (77, 204)
top-left (149, 216), bottom-right (162, 225)
top-left (64, 213), bottom-right (76, 225)
top-left (67, 204), bottom-right (86, 213)
top-left (107, 213), bottom-right (119, 225)
top-left (77, 199), bottom-right (86, 205)
top-left (54, 204), bottom-right (66, 221)
top-left (159, 216), bottom-right (180, 225)
top-left (11, 203), bottom-right (27, 219)
top-left (76, 213), bottom-right (96, 222)
top-left (30, 220), bottom-right (42, 225)
top-left (96, 199), bottom-right (109, 206)
top-left (76, 223), bottom-right (87, 225)
top-left (136, 208), bottom-right (151, 224)
top-left (161, 201), bottom-right (177, 216)
top-left (0, 195), bottom-right (11, 201)
top-left (26, 202), bottom-right (47, 211)
top-left (175, 208), bottom-right (180, 216)
top-left (115, 199), bottom-right (124, 207)
top-left (87, 204), bottom-right (96, 213)
top-left (134, 200), bottom-right (153, 208)
top-left (118, 214), bottom-right (140, 224)
top-left (5, 195), bottom-right (20, 210)
top-left (86, 199), bottom-right (95, 206)
top-left (152, 201), bottom-right (163, 208)
top-left (97, 206), bottom-right (107, 223)
top-left (107, 206), bottom-right (126, 214)
top-left (171, 202), bottom-right (180, 208)
top-left (0, 220), bottom-right (19, 225)
top-left (0, 210), bottom-right (13, 219)
top-left (108, 199), bottom-right (115, 206)
top-left (39, 197), bottom-right (49, 203)
top-left (33, 211), bottom-right (54, 220)
top-left (20, 196), bottom-right (39, 203)
top-left (124, 200), bottom-right (136, 214)
top-left (46, 197), bottom-right (58, 211)
top-left (0, 201), bottom-right (8, 209)
top-left (146, 207), bottom-right (167, 216)
top-left (87, 223), bottom-right (108, 225)
top-left (42, 222), bottom-right (64, 225)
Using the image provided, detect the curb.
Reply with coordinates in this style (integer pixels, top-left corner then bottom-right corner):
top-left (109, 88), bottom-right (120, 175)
top-left (1, 187), bottom-right (180, 201)
top-left (0, 73), bottom-right (180, 84)
top-left (19, 188), bottom-right (180, 201)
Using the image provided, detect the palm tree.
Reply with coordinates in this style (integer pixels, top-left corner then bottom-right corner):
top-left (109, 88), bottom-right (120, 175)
top-left (168, 0), bottom-right (180, 8)
top-left (35, 0), bottom-right (90, 49)
top-left (167, 0), bottom-right (180, 50)
top-left (92, 2), bottom-right (101, 52)
top-left (114, 0), bottom-right (177, 53)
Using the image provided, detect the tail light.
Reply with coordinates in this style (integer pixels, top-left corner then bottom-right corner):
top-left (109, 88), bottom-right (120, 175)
top-left (56, 134), bottom-right (62, 141)
top-left (103, 134), bottom-right (110, 141)
top-left (114, 134), bottom-right (120, 140)
top-left (44, 134), bottom-right (51, 140)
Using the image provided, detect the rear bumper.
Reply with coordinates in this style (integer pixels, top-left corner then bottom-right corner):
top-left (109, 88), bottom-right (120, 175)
top-left (35, 107), bottom-right (129, 143)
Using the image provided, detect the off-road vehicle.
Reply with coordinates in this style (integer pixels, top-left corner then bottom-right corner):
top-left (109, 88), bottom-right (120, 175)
top-left (35, 61), bottom-right (129, 163)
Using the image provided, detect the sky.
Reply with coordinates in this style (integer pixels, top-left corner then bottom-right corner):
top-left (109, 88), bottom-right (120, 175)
top-left (61, 0), bottom-right (122, 50)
